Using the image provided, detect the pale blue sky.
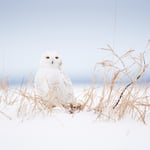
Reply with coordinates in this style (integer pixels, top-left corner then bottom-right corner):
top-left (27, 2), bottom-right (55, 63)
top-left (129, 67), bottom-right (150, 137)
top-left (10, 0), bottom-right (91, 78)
top-left (0, 0), bottom-right (150, 83)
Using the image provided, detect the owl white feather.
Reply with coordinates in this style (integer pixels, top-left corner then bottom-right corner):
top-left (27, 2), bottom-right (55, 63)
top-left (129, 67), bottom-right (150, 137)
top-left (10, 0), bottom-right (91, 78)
top-left (34, 51), bottom-right (74, 106)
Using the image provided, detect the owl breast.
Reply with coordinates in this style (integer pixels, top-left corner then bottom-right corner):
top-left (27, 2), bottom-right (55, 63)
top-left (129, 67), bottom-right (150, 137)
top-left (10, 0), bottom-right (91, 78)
top-left (35, 68), bottom-right (74, 106)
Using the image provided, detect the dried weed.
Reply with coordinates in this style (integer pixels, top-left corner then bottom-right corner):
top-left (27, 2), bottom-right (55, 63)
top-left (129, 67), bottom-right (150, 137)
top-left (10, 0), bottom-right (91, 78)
top-left (0, 45), bottom-right (150, 123)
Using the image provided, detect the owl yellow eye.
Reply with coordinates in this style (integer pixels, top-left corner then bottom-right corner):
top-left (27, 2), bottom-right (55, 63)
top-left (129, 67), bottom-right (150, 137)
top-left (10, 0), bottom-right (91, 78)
top-left (55, 56), bottom-right (59, 59)
top-left (46, 56), bottom-right (50, 59)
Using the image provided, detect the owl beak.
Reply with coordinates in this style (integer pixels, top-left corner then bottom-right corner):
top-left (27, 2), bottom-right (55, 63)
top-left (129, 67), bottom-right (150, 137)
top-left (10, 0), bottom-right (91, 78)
top-left (51, 61), bottom-right (54, 64)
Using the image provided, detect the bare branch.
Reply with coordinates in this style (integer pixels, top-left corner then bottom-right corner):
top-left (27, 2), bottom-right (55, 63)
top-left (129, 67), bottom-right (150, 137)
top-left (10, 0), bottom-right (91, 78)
top-left (113, 54), bottom-right (146, 109)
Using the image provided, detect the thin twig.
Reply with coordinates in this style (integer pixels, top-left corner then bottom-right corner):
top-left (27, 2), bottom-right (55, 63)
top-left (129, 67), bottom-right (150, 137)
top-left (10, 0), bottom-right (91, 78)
top-left (0, 110), bottom-right (12, 120)
top-left (113, 54), bottom-right (146, 109)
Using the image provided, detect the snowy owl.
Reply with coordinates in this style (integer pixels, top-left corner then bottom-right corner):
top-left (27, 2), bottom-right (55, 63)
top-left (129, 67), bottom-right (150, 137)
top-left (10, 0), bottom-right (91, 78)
top-left (34, 51), bottom-right (74, 106)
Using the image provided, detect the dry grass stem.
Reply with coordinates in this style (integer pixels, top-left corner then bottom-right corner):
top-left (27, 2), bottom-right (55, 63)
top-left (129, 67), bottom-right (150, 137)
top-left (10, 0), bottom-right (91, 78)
top-left (0, 46), bottom-right (149, 123)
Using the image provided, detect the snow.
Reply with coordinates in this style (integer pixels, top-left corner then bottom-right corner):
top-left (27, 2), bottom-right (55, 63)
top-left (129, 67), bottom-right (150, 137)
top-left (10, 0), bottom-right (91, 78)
top-left (0, 85), bottom-right (150, 150)
top-left (0, 111), bottom-right (150, 150)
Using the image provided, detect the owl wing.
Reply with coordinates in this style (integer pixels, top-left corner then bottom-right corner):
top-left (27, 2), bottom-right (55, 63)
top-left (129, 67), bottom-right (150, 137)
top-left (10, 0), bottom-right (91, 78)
top-left (34, 70), bottom-right (47, 96)
top-left (60, 71), bottom-right (74, 102)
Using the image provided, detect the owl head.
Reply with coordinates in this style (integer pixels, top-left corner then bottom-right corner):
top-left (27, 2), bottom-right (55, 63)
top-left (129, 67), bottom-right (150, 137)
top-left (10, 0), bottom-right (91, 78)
top-left (40, 51), bottom-right (62, 69)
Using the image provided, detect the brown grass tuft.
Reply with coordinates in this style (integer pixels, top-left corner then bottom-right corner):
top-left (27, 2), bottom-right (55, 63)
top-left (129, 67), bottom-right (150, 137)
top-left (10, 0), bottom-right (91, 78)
top-left (84, 46), bottom-right (150, 123)
top-left (0, 46), bottom-right (149, 123)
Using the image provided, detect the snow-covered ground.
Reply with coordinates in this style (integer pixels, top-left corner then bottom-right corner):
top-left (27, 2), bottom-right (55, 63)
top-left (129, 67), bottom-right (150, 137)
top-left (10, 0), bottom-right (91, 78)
top-left (0, 85), bottom-right (150, 150)
top-left (0, 112), bottom-right (150, 150)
